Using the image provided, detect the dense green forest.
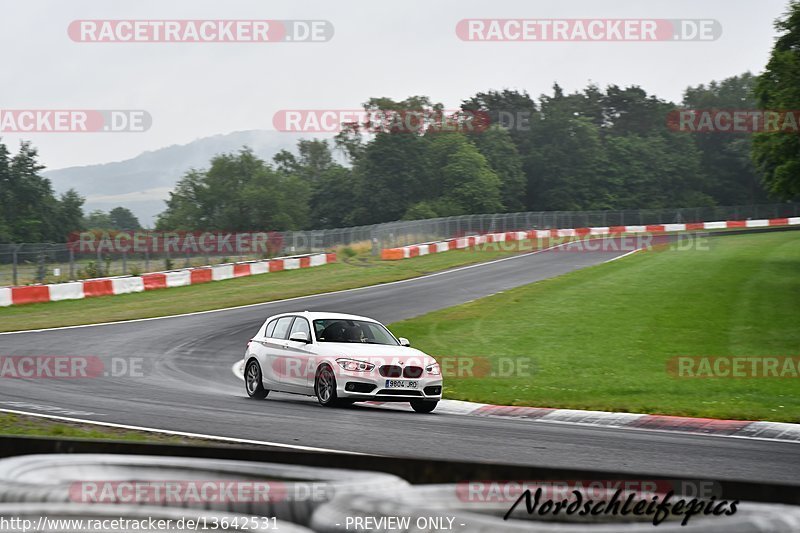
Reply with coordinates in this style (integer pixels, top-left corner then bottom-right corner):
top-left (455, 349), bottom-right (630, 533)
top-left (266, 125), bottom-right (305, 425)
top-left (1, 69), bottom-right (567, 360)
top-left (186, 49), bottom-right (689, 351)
top-left (2, 1), bottom-right (799, 240)
top-left (0, 142), bottom-right (85, 242)
top-left (0, 139), bottom-right (141, 242)
top-left (155, 73), bottom-right (776, 231)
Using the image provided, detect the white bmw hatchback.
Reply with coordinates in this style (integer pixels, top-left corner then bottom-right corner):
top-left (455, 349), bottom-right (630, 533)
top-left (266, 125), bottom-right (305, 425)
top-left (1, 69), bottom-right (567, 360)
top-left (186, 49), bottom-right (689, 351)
top-left (243, 311), bottom-right (443, 413)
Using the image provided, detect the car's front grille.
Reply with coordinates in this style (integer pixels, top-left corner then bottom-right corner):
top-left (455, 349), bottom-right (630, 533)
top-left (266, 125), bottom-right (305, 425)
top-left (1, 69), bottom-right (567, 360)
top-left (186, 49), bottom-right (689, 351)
top-left (379, 365), bottom-right (403, 377)
top-left (403, 366), bottom-right (423, 378)
top-left (379, 365), bottom-right (425, 378)
top-left (376, 389), bottom-right (423, 396)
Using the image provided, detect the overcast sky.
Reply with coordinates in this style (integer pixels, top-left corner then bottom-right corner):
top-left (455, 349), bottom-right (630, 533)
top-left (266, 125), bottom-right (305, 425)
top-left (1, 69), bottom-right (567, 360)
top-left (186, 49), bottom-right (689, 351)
top-left (0, 0), bottom-right (789, 171)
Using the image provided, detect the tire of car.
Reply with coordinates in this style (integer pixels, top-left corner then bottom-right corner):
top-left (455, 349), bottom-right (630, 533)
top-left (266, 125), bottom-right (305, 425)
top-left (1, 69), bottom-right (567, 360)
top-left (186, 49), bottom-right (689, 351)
top-left (245, 359), bottom-right (269, 399)
top-left (0, 455), bottom-right (409, 527)
top-left (410, 400), bottom-right (438, 413)
top-left (315, 364), bottom-right (340, 407)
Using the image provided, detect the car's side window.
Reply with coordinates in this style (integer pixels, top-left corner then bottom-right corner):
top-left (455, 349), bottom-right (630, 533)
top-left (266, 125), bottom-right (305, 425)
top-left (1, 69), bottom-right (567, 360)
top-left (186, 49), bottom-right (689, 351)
top-left (314, 320), bottom-right (327, 340)
top-left (289, 317), bottom-right (311, 340)
top-left (264, 319), bottom-right (278, 338)
top-left (272, 316), bottom-right (294, 340)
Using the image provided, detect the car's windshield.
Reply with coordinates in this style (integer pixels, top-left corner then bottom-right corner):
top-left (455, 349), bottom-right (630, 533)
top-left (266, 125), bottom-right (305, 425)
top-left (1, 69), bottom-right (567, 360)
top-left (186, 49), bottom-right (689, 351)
top-left (313, 319), bottom-right (399, 345)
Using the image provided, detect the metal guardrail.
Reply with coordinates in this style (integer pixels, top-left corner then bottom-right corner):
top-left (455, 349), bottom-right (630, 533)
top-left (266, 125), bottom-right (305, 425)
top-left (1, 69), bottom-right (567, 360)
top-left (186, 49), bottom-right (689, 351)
top-left (1, 202), bottom-right (798, 286)
top-left (0, 453), bottom-right (406, 527)
top-left (0, 437), bottom-right (797, 505)
top-left (280, 202), bottom-right (800, 255)
top-left (0, 439), bottom-right (798, 532)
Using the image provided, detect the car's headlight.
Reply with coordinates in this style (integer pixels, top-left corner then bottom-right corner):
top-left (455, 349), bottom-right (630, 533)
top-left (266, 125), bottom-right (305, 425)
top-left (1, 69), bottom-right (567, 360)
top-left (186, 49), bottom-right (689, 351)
top-left (426, 363), bottom-right (441, 375)
top-left (336, 358), bottom-right (375, 372)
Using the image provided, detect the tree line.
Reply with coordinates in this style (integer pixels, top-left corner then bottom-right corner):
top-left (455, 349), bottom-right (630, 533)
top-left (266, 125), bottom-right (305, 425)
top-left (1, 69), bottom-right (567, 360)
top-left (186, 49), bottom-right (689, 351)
top-left (157, 71), bottom-right (783, 231)
top-left (2, 1), bottom-right (798, 239)
top-left (157, 1), bottom-right (800, 231)
top-left (0, 141), bottom-right (141, 242)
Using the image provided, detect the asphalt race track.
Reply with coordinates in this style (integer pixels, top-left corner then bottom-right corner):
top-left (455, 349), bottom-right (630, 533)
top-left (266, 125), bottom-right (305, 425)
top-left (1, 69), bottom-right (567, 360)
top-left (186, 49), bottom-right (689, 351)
top-left (1, 241), bottom-right (799, 485)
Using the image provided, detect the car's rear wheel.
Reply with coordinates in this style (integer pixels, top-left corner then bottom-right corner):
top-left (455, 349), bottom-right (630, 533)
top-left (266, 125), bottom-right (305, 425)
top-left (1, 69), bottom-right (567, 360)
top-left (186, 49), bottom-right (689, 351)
top-left (245, 360), bottom-right (269, 399)
top-left (410, 400), bottom-right (438, 413)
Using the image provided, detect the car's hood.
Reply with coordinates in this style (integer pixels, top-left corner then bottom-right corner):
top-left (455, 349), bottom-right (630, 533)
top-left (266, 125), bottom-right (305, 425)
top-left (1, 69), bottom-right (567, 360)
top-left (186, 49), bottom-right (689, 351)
top-left (314, 342), bottom-right (436, 366)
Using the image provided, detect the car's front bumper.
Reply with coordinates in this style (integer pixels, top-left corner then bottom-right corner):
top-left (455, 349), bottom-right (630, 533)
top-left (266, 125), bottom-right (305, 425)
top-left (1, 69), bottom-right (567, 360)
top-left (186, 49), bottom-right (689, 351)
top-left (335, 372), bottom-right (443, 402)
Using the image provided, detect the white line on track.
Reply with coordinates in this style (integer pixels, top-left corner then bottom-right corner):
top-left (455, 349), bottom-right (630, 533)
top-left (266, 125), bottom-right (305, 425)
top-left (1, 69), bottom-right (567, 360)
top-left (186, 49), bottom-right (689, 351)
top-left (0, 407), bottom-right (372, 455)
top-left (232, 360), bottom-right (245, 379)
top-left (4, 246), bottom-right (793, 448)
top-left (0, 240), bottom-right (600, 336)
top-left (231, 362), bottom-right (800, 444)
top-left (224, 364), bottom-right (800, 444)
top-left (604, 248), bottom-right (641, 262)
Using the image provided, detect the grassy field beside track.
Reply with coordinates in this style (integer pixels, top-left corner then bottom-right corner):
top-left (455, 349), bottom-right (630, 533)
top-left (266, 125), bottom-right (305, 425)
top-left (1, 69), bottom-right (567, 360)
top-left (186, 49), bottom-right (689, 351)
top-left (0, 413), bottom-right (197, 443)
top-left (390, 231), bottom-right (800, 423)
top-left (0, 247), bottom-right (523, 332)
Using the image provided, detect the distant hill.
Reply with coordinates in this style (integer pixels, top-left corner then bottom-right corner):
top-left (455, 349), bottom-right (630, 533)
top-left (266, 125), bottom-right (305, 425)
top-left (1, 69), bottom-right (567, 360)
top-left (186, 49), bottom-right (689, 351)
top-left (44, 130), bottom-right (333, 227)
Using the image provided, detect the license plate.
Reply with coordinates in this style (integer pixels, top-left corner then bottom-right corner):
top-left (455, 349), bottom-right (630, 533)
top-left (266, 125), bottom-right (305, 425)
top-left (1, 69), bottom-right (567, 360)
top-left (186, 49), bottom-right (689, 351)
top-left (385, 380), bottom-right (418, 389)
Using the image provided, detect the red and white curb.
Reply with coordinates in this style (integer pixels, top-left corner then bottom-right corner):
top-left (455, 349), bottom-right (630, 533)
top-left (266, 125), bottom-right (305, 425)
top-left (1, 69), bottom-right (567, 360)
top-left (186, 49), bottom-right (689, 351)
top-left (362, 402), bottom-right (800, 443)
top-left (231, 362), bottom-right (799, 443)
top-left (381, 216), bottom-right (800, 260)
top-left (0, 252), bottom-right (336, 307)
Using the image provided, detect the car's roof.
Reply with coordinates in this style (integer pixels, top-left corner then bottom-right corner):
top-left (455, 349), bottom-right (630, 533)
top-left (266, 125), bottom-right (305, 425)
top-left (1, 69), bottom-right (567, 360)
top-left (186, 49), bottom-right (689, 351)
top-left (265, 311), bottom-right (380, 323)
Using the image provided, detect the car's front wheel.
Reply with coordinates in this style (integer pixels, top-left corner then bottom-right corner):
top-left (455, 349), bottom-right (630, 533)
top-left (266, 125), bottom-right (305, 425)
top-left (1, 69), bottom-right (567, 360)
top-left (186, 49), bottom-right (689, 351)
top-left (245, 360), bottom-right (269, 399)
top-left (410, 400), bottom-right (438, 413)
top-left (315, 365), bottom-right (342, 407)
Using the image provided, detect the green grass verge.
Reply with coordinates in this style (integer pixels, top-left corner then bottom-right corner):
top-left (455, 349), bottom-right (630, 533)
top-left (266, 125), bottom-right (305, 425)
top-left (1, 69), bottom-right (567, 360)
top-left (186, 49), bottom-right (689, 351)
top-left (0, 413), bottom-right (204, 443)
top-left (390, 231), bottom-right (800, 423)
top-left (0, 247), bottom-right (521, 332)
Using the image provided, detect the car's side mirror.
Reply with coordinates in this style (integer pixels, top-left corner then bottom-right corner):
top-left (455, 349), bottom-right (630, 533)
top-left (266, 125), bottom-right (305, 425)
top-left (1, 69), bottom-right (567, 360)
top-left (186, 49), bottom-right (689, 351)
top-left (398, 337), bottom-right (410, 347)
top-left (289, 331), bottom-right (311, 343)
